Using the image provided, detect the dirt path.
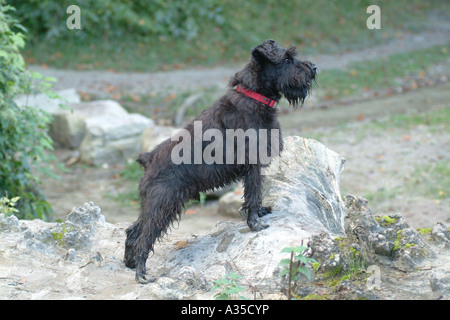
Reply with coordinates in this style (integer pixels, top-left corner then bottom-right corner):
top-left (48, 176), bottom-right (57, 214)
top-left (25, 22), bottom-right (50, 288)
top-left (29, 26), bottom-right (450, 96)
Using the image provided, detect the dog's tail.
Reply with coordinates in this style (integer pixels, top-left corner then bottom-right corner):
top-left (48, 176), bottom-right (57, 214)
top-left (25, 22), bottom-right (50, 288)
top-left (136, 152), bottom-right (153, 169)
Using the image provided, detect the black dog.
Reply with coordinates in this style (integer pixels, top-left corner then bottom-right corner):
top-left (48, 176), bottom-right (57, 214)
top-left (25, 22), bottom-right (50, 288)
top-left (125, 40), bottom-right (316, 283)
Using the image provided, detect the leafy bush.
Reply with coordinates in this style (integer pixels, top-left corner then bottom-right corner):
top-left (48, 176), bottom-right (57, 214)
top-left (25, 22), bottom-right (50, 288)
top-left (10, 0), bottom-right (226, 41)
top-left (0, 2), bottom-right (57, 220)
top-left (0, 195), bottom-right (20, 216)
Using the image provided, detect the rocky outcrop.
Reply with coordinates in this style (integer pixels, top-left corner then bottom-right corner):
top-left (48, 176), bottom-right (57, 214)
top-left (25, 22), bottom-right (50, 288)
top-left (303, 195), bottom-right (449, 299)
top-left (0, 137), bottom-right (448, 300)
top-left (262, 136), bottom-right (347, 237)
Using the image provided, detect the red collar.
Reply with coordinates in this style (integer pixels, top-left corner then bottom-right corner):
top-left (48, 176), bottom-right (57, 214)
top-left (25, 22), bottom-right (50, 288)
top-left (236, 86), bottom-right (277, 108)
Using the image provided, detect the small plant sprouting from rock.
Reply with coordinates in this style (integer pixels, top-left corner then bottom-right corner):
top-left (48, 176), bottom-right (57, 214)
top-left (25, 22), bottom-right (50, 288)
top-left (279, 245), bottom-right (317, 300)
top-left (0, 195), bottom-right (20, 216)
top-left (211, 272), bottom-right (247, 300)
top-left (52, 224), bottom-right (71, 246)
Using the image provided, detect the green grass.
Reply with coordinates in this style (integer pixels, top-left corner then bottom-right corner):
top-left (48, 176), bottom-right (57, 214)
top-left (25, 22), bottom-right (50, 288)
top-left (406, 161), bottom-right (449, 200)
top-left (23, 0), bottom-right (446, 72)
top-left (367, 105), bottom-right (450, 132)
top-left (317, 44), bottom-right (449, 99)
top-left (361, 161), bottom-right (449, 206)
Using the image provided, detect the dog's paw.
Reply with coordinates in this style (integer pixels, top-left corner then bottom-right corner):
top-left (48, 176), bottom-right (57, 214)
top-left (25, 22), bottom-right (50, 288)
top-left (246, 207), bottom-right (270, 231)
top-left (258, 206), bottom-right (272, 217)
top-left (135, 271), bottom-right (156, 284)
top-left (248, 221), bottom-right (269, 232)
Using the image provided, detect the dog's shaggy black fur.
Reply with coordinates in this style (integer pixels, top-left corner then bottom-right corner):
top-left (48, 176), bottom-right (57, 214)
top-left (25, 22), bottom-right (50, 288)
top-left (124, 40), bottom-right (317, 283)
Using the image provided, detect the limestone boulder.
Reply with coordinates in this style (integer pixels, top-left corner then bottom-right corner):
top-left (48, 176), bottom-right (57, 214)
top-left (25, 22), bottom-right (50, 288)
top-left (50, 100), bottom-right (131, 149)
top-left (14, 88), bottom-right (81, 114)
top-left (79, 106), bottom-right (154, 165)
top-left (262, 136), bottom-right (347, 236)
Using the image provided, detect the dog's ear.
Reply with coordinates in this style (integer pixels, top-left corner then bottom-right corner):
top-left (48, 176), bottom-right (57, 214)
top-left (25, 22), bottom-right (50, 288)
top-left (228, 61), bottom-right (258, 90)
top-left (251, 39), bottom-right (281, 64)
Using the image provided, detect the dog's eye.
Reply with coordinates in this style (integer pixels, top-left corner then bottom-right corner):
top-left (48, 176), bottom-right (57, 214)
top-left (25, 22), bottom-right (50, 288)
top-left (284, 58), bottom-right (290, 64)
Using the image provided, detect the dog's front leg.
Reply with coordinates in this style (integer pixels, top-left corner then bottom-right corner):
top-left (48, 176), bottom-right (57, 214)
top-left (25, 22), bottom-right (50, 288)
top-left (242, 165), bottom-right (269, 231)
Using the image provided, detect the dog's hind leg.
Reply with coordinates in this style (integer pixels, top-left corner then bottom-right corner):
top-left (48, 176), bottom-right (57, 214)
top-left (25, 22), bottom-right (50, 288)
top-left (134, 222), bottom-right (161, 284)
top-left (124, 218), bottom-right (160, 283)
top-left (127, 185), bottom-right (187, 284)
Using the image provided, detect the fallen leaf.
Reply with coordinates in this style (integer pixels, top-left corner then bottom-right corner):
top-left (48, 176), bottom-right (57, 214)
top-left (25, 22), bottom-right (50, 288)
top-left (106, 85), bottom-right (118, 93)
top-left (131, 94), bottom-right (141, 102)
top-left (174, 240), bottom-right (188, 250)
top-left (357, 113), bottom-right (364, 121)
top-left (185, 209), bottom-right (197, 215)
top-left (78, 91), bottom-right (91, 101)
top-left (402, 135), bottom-right (410, 141)
top-left (164, 93), bottom-right (177, 102)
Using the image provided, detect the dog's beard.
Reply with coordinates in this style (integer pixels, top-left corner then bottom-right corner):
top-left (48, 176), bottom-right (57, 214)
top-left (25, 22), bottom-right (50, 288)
top-left (283, 83), bottom-right (313, 108)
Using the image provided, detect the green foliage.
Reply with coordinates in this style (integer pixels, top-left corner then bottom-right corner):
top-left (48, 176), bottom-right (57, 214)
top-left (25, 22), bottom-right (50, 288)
top-left (0, 195), bottom-right (20, 216)
top-left (319, 44), bottom-right (449, 99)
top-left (11, 0), bottom-right (225, 41)
top-left (211, 272), bottom-right (247, 300)
top-left (280, 245), bottom-right (317, 300)
top-left (17, 0), bottom-right (446, 72)
top-left (52, 223), bottom-right (71, 246)
top-left (280, 246), bottom-right (317, 281)
top-left (0, 2), bottom-right (59, 220)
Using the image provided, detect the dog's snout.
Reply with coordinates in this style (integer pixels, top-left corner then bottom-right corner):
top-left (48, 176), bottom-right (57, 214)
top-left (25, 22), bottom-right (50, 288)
top-left (311, 64), bottom-right (317, 73)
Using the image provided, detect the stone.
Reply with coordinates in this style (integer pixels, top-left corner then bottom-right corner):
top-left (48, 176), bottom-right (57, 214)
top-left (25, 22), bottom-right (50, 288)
top-left (262, 136), bottom-right (347, 236)
top-left (14, 88), bottom-right (81, 114)
top-left (311, 195), bottom-right (435, 274)
top-left (141, 125), bottom-right (178, 152)
top-left (50, 99), bottom-right (130, 149)
top-left (79, 105), bottom-right (154, 165)
top-left (431, 222), bottom-right (449, 244)
top-left (0, 213), bottom-right (19, 232)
